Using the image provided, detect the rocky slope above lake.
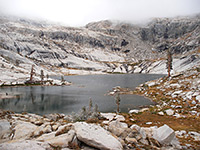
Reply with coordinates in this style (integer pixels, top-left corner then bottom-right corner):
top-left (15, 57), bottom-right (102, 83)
top-left (0, 14), bottom-right (200, 84)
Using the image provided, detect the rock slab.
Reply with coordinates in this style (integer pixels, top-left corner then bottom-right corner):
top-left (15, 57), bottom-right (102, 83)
top-left (165, 109), bottom-right (174, 116)
top-left (13, 121), bottom-right (37, 140)
top-left (0, 120), bottom-right (11, 139)
top-left (74, 122), bottom-right (123, 150)
top-left (108, 120), bottom-right (128, 137)
top-left (153, 124), bottom-right (175, 145)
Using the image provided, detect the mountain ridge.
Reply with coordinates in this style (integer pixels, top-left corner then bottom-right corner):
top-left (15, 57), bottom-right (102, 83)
top-left (0, 14), bottom-right (199, 84)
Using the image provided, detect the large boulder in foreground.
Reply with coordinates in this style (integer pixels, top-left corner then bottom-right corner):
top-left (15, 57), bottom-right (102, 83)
top-left (73, 122), bottom-right (123, 150)
top-left (153, 124), bottom-right (181, 149)
top-left (108, 120), bottom-right (128, 137)
top-left (13, 121), bottom-right (38, 140)
top-left (153, 124), bottom-right (175, 145)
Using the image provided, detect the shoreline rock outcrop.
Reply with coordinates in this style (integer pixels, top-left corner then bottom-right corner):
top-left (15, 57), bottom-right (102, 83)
top-left (1, 109), bottom-right (198, 150)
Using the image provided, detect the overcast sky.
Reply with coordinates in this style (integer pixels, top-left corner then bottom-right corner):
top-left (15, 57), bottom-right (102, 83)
top-left (0, 0), bottom-right (199, 26)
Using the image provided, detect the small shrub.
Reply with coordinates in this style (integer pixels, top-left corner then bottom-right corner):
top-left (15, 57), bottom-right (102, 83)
top-left (67, 99), bottom-right (100, 122)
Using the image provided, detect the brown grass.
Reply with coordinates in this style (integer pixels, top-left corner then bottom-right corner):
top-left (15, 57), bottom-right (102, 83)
top-left (128, 112), bottom-right (200, 132)
top-left (197, 47), bottom-right (200, 53)
top-left (121, 112), bottom-right (200, 148)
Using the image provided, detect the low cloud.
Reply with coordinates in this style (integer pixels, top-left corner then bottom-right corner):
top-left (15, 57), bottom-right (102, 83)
top-left (0, 0), bottom-right (199, 26)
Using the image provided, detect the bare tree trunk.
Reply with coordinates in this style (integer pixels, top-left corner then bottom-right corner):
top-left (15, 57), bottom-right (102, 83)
top-left (167, 49), bottom-right (172, 78)
top-left (115, 93), bottom-right (121, 113)
top-left (30, 65), bottom-right (35, 81)
top-left (40, 70), bottom-right (44, 81)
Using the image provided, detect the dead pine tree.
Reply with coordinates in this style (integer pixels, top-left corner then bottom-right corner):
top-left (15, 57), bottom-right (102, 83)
top-left (166, 49), bottom-right (173, 78)
top-left (40, 70), bottom-right (44, 82)
top-left (29, 65), bottom-right (35, 82)
top-left (94, 104), bottom-right (99, 114)
top-left (46, 74), bottom-right (49, 80)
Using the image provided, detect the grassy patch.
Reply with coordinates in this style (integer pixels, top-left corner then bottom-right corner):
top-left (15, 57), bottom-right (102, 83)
top-left (129, 111), bottom-right (200, 132)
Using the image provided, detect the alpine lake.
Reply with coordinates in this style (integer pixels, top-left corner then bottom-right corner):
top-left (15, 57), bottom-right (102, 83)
top-left (0, 74), bottom-right (164, 115)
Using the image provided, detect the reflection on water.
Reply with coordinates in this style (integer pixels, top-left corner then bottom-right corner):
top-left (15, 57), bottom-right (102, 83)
top-left (0, 74), bottom-right (163, 115)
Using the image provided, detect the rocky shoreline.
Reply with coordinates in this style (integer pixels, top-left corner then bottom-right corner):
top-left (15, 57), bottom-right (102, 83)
top-left (134, 67), bottom-right (200, 120)
top-left (0, 73), bottom-right (71, 88)
top-left (104, 67), bottom-right (200, 149)
top-left (0, 109), bottom-right (186, 150)
top-left (131, 67), bottom-right (200, 149)
top-left (0, 78), bottom-right (71, 100)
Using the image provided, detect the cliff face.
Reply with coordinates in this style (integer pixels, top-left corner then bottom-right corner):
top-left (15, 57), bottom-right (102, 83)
top-left (0, 14), bottom-right (199, 83)
top-left (140, 15), bottom-right (200, 54)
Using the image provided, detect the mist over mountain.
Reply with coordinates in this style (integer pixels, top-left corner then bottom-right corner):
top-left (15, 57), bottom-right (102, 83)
top-left (0, 0), bottom-right (200, 26)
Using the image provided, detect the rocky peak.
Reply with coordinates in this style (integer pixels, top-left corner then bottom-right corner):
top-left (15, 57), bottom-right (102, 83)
top-left (85, 20), bottom-right (113, 30)
top-left (139, 14), bottom-right (200, 54)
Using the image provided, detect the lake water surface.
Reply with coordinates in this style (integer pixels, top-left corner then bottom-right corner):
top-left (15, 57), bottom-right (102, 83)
top-left (0, 74), bottom-right (163, 115)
